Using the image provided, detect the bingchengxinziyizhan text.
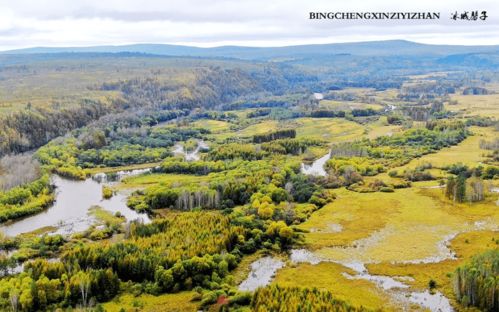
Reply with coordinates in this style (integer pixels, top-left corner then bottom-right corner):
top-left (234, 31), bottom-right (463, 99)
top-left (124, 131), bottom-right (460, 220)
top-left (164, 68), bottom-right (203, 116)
top-left (309, 12), bottom-right (440, 20)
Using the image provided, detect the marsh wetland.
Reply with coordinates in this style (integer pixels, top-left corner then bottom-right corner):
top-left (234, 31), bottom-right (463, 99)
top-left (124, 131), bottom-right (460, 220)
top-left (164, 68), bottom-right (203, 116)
top-left (0, 42), bottom-right (497, 311)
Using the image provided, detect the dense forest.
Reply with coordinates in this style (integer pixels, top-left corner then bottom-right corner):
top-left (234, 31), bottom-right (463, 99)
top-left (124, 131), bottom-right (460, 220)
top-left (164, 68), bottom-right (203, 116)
top-left (0, 62), bottom-right (314, 157)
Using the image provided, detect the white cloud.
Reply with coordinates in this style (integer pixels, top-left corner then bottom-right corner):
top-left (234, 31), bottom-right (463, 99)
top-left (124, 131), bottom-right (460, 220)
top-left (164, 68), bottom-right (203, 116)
top-left (0, 0), bottom-right (498, 50)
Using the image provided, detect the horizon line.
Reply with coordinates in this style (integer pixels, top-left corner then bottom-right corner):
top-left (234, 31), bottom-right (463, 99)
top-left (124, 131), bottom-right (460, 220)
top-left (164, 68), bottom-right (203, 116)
top-left (2, 38), bottom-right (499, 53)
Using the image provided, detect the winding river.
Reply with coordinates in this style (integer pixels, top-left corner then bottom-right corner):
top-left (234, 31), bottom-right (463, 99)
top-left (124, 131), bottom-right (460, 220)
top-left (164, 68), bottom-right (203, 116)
top-left (239, 249), bottom-right (453, 312)
top-left (289, 249), bottom-right (454, 311)
top-left (0, 172), bottom-right (150, 237)
top-left (0, 141), bottom-right (210, 237)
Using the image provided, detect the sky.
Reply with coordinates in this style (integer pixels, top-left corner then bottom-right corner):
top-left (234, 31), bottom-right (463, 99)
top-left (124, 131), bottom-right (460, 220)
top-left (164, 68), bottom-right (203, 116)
top-left (0, 0), bottom-right (498, 50)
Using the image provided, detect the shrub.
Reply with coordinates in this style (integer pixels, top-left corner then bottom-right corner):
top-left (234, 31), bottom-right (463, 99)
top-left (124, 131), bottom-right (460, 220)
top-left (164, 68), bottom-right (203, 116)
top-left (102, 186), bottom-right (113, 199)
top-left (388, 170), bottom-right (398, 178)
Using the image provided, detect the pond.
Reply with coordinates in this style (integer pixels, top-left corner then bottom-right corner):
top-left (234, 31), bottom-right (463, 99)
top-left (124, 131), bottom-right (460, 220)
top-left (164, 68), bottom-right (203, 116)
top-left (0, 170), bottom-right (150, 237)
top-left (239, 256), bottom-right (284, 291)
top-left (301, 151), bottom-right (330, 176)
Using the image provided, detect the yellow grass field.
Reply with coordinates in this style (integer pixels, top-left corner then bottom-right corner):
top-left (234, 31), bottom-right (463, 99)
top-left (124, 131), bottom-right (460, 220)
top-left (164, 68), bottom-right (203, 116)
top-left (206, 115), bottom-right (401, 145)
top-left (365, 116), bottom-right (403, 139)
top-left (236, 120), bottom-right (279, 136)
top-left (209, 119), bottom-right (279, 141)
top-left (395, 126), bottom-right (496, 171)
top-left (293, 118), bottom-right (365, 142)
top-left (190, 119), bottom-right (232, 133)
top-left (448, 94), bottom-right (499, 118)
top-left (367, 230), bottom-right (498, 303)
top-left (120, 173), bottom-right (211, 188)
top-left (300, 187), bottom-right (497, 263)
top-left (287, 184), bottom-right (497, 310)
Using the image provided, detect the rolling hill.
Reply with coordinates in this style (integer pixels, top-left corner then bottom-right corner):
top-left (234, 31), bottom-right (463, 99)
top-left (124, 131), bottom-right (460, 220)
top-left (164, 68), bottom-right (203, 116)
top-left (2, 40), bottom-right (499, 60)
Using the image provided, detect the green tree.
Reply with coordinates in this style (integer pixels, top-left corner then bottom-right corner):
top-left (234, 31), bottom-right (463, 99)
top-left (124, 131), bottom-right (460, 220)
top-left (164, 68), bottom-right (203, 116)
top-left (445, 176), bottom-right (456, 200)
top-left (455, 174), bottom-right (467, 203)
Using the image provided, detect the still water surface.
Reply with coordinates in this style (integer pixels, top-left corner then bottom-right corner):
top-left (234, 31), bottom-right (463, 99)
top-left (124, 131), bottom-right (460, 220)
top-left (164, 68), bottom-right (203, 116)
top-left (0, 173), bottom-right (150, 237)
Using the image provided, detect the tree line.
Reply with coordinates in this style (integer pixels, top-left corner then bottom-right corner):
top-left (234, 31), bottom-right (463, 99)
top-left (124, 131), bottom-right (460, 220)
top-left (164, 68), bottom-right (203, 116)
top-left (253, 129), bottom-right (296, 144)
top-left (0, 99), bottom-right (112, 157)
top-left (453, 249), bottom-right (498, 311)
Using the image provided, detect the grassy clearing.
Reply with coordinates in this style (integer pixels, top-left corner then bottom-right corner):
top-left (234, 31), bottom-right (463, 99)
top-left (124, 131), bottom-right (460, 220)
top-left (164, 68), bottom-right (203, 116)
top-left (207, 116), bottom-right (372, 144)
top-left (326, 87), bottom-right (401, 107)
top-left (293, 118), bottom-right (365, 143)
top-left (364, 116), bottom-right (403, 139)
top-left (235, 120), bottom-right (279, 136)
top-left (273, 262), bottom-right (396, 310)
top-left (448, 94), bottom-right (499, 118)
top-left (365, 124), bottom-right (402, 140)
top-left (120, 173), bottom-right (211, 188)
top-left (102, 291), bottom-right (198, 312)
top-left (205, 114), bottom-right (398, 145)
top-left (396, 126), bottom-right (495, 170)
top-left (372, 126), bottom-right (497, 185)
top-left (209, 119), bottom-right (279, 141)
top-left (297, 188), bottom-right (399, 249)
top-left (190, 119), bottom-right (232, 133)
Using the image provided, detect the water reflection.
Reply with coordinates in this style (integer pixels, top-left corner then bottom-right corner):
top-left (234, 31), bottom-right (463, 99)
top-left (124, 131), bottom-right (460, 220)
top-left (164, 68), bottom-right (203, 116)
top-left (0, 173), bottom-right (150, 237)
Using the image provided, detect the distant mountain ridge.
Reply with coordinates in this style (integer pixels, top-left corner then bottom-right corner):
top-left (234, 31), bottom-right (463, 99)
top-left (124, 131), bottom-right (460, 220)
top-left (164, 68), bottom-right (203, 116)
top-left (2, 40), bottom-right (499, 60)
